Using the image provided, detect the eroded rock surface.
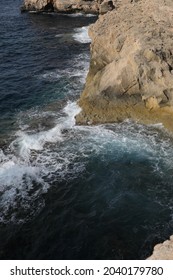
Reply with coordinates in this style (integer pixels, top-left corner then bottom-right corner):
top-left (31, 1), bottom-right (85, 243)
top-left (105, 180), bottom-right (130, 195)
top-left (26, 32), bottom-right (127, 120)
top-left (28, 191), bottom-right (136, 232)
top-left (76, 0), bottom-right (173, 131)
top-left (21, 0), bottom-right (116, 13)
top-left (147, 236), bottom-right (173, 260)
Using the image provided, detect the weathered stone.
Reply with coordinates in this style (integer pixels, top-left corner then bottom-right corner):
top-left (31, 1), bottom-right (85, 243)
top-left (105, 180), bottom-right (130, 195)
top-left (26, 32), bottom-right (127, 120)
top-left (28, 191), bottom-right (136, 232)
top-left (76, 0), bottom-right (173, 132)
top-left (21, 0), bottom-right (111, 14)
top-left (99, 0), bottom-right (115, 14)
top-left (21, 0), bottom-right (50, 12)
top-left (147, 235), bottom-right (173, 260)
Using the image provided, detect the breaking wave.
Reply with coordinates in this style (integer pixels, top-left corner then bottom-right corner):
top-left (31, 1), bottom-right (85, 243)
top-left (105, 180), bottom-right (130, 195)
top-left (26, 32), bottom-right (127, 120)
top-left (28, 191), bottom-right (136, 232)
top-left (73, 26), bottom-right (91, 43)
top-left (1, 99), bottom-right (173, 224)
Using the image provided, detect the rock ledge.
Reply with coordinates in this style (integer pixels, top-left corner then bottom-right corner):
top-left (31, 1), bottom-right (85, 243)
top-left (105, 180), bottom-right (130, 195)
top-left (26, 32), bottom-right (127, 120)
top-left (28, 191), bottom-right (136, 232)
top-left (76, 0), bottom-right (173, 132)
top-left (21, 0), bottom-right (116, 14)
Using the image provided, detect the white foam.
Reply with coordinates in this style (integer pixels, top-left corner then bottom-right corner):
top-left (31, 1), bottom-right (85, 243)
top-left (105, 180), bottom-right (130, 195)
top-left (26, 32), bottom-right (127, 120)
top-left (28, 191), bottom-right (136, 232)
top-left (0, 102), bottom-right (81, 222)
top-left (39, 53), bottom-right (89, 85)
top-left (0, 160), bottom-right (40, 190)
top-left (67, 12), bottom-right (83, 17)
top-left (0, 149), bottom-right (48, 223)
top-left (66, 13), bottom-right (97, 18)
top-left (1, 97), bottom-right (173, 223)
top-left (10, 102), bottom-right (80, 161)
top-left (85, 14), bottom-right (97, 17)
top-left (63, 101), bottom-right (81, 124)
top-left (41, 71), bottom-right (61, 81)
top-left (73, 26), bottom-right (91, 43)
top-left (28, 11), bottom-right (37, 14)
top-left (55, 34), bottom-right (63, 38)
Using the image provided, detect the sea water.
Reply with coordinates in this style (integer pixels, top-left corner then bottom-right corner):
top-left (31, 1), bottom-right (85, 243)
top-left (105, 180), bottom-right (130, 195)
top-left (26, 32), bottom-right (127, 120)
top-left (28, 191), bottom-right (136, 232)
top-left (0, 0), bottom-right (173, 260)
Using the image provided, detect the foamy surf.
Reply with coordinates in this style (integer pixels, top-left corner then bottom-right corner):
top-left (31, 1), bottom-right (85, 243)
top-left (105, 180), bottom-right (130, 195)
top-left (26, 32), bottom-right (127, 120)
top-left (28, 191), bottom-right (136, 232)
top-left (1, 42), bottom-right (173, 225)
top-left (41, 72), bottom-right (61, 81)
top-left (0, 149), bottom-right (48, 223)
top-left (0, 102), bottom-right (82, 223)
top-left (39, 53), bottom-right (89, 85)
top-left (10, 102), bottom-right (81, 160)
top-left (1, 101), bottom-right (173, 224)
top-left (66, 13), bottom-right (97, 18)
top-left (73, 26), bottom-right (91, 43)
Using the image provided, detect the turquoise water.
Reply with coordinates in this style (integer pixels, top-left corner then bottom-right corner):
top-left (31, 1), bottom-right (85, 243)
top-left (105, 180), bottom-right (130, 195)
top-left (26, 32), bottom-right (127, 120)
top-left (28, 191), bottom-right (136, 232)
top-left (0, 0), bottom-right (173, 260)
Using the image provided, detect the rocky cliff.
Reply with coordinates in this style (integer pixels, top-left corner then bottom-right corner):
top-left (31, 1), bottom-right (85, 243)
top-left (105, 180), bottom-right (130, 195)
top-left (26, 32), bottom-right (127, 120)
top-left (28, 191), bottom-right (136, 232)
top-left (21, 0), bottom-right (116, 14)
top-left (76, 0), bottom-right (173, 132)
top-left (21, 0), bottom-right (173, 259)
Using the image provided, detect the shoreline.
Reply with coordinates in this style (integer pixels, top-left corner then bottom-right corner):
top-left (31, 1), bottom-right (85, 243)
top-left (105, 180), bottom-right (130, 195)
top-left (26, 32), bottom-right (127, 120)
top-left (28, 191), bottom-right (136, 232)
top-left (76, 0), bottom-right (173, 137)
top-left (20, 0), bottom-right (173, 260)
top-left (20, 0), bottom-right (115, 15)
top-left (76, 95), bottom-right (173, 135)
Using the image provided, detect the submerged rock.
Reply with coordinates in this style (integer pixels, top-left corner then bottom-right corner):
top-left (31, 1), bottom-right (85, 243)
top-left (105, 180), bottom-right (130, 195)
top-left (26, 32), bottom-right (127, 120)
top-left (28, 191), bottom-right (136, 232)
top-left (76, 0), bottom-right (173, 131)
top-left (147, 236), bottom-right (173, 260)
top-left (21, 0), bottom-right (115, 14)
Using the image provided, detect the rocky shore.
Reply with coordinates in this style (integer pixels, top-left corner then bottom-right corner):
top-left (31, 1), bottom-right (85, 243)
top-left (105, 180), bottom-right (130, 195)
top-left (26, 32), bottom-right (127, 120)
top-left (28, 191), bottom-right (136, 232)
top-left (76, 0), bottom-right (173, 259)
top-left (21, 0), bottom-right (116, 14)
top-left (148, 236), bottom-right (173, 260)
top-left (76, 0), bottom-right (173, 133)
top-left (21, 0), bottom-right (173, 260)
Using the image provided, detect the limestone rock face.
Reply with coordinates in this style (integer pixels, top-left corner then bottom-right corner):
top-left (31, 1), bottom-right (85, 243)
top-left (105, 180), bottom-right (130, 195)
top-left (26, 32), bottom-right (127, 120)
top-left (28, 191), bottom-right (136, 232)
top-left (21, 0), bottom-right (51, 12)
top-left (21, 0), bottom-right (115, 13)
top-left (147, 236), bottom-right (173, 260)
top-left (76, 0), bottom-right (173, 131)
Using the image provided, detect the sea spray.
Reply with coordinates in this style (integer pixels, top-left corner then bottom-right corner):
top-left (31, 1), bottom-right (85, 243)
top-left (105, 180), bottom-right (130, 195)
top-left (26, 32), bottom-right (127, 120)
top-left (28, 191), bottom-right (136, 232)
top-left (73, 26), bottom-right (91, 43)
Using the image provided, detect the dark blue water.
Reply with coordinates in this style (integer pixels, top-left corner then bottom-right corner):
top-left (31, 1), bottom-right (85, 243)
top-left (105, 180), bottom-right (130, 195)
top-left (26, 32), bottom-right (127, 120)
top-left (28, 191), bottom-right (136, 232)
top-left (0, 0), bottom-right (173, 260)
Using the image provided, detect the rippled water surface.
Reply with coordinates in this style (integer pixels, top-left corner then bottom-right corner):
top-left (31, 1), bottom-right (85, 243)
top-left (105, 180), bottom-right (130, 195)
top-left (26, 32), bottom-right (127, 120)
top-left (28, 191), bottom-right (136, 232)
top-left (0, 0), bottom-right (173, 260)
